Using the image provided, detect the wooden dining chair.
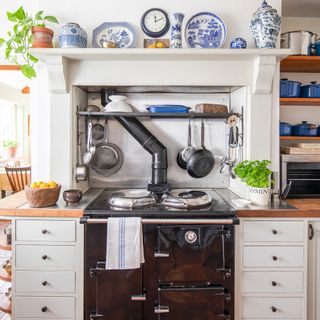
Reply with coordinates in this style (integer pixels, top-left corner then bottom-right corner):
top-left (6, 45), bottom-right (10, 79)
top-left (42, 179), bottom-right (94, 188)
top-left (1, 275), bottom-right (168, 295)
top-left (5, 166), bottom-right (31, 193)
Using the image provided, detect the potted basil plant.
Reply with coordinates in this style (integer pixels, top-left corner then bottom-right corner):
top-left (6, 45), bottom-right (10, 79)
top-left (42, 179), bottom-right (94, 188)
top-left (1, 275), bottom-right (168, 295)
top-left (0, 6), bottom-right (58, 79)
top-left (234, 160), bottom-right (272, 206)
top-left (3, 140), bottom-right (18, 158)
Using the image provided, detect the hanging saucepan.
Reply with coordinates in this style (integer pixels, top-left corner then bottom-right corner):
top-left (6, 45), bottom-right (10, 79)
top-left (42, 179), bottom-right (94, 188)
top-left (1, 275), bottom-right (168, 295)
top-left (186, 120), bottom-right (214, 178)
top-left (90, 120), bottom-right (123, 176)
top-left (177, 119), bottom-right (194, 169)
top-left (92, 119), bottom-right (105, 141)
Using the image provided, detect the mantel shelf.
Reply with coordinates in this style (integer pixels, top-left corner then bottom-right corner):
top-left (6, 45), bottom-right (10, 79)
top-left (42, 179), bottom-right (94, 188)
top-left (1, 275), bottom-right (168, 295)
top-left (77, 111), bottom-right (239, 119)
top-left (31, 48), bottom-right (290, 62)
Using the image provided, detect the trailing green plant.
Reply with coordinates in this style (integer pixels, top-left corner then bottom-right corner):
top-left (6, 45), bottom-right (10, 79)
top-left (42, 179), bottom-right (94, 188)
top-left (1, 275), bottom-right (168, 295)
top-left (233, 160), bottom-right (272, 188)
top-left (0, 6), bottom-right (58, 79)
top-left (3, 140), bottom-right (18, 148)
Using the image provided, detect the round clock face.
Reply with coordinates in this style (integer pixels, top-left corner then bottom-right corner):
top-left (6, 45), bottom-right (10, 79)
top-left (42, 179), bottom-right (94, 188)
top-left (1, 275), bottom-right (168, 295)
top-left (141, 8), bottom-right (170, 38)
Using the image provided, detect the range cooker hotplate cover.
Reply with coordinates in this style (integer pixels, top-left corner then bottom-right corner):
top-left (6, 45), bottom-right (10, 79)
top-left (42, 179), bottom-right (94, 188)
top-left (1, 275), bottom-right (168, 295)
top-left (84, 188), bottom-right (236, 218)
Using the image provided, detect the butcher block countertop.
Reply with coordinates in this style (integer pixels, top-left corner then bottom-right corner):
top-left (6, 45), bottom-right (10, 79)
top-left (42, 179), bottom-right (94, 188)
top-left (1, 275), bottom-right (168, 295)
top-left (0, 188), bottom-right (320, 218)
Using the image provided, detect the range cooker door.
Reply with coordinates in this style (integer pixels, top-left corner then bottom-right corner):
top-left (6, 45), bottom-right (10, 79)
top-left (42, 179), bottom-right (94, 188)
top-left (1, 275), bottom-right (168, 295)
top-left (155, 225), bottom-right (233, 284)
top-left (155, 284), bottom-right (231, 320)
top-left (85, 224), bottom-right (143, 320)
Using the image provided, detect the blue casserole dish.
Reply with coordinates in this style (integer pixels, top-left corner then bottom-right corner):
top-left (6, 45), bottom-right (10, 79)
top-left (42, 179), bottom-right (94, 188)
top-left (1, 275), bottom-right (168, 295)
top-left (280, 79), bottom-right (301, 98)
top-left (292, 121), bottom-right (318, 136)
top-left (280, 122), bottom-right (292, 136)
top-left (300, 81), bottom-right (320, 98)
top-left (146, 105), bottom-right (191, 113)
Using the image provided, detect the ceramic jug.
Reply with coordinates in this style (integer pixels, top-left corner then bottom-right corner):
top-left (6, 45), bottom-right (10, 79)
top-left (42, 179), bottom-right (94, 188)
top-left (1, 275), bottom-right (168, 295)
top-left (250, 0), bottom-right (281, 48)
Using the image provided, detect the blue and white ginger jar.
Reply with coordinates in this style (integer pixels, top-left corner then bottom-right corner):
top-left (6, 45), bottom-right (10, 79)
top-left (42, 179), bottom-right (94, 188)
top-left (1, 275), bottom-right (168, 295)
top-left (250, 0), bottom-right (281, 49)
top-left (59, 23), bottom-right (87, 48)
top-left (230, 37), bottom-right (247, 49)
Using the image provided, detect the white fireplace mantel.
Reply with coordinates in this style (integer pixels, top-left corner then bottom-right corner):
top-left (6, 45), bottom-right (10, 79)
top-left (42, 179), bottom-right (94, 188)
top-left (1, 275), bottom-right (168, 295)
top-left (31, 48), bottom-right (290, 95)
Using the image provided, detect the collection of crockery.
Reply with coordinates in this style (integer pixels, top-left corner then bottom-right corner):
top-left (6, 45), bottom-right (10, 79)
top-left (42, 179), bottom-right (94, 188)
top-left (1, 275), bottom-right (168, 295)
top-left (57, 0), bottom-right (281, 49)
top-left (280, 79), bottom-right (320, 98)
top-left (280, 121), bottom-right (320, 137)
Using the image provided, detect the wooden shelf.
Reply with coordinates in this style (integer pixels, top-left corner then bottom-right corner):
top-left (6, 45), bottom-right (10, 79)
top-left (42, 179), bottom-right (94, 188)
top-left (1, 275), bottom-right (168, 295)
top-left (280, 136), bottom-right (320, 140)
top-left (281, 56), bottom-right (320, 73)
top-left (280, 98), bottom-right (320, 106)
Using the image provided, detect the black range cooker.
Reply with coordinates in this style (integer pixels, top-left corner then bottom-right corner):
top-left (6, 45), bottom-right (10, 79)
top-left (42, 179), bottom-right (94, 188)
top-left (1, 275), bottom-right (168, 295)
top-left (83, 188), bottom-right (238, 320)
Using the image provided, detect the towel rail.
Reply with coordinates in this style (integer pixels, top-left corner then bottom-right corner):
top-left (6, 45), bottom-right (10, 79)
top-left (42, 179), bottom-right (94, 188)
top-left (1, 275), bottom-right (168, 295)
top-left (81, 217), bottom-right (238, 225)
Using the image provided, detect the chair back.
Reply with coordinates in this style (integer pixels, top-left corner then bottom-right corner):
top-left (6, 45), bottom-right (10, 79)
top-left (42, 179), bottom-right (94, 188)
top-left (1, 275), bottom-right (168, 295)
top-left (5, 166), bottom-right (31, 192)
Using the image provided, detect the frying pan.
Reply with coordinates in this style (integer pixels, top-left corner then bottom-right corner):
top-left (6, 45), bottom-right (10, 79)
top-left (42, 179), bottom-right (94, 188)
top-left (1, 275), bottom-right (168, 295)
top-left (90, 120), bottom-right (123, 176)
top-left (186, 120), bottom-right (214, 178)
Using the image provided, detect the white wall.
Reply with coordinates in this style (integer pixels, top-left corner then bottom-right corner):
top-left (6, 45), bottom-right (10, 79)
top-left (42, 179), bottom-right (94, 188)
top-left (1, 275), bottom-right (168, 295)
top-left (282, 17), bottom-right (320, 36)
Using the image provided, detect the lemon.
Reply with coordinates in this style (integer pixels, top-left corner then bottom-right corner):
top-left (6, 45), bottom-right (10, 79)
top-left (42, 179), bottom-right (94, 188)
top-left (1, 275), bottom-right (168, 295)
top-left (148, 42), bottom-right (156, 48)
top-left (30, 182), bottom-right (38, 188)
top-left (48, 181), bottom-right (57, 187)
top-left (39, 183), bottom-right (49, 188)
top-left (156, 42), bottom-right (164, 48)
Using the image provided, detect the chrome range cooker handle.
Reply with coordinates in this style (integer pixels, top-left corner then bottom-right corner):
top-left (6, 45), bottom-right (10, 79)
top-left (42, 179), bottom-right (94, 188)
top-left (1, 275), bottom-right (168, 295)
top-left (80, 217), bottom-right (239, 225)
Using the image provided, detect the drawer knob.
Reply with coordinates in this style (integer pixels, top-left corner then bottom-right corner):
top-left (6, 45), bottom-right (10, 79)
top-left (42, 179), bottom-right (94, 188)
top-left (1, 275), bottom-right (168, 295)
top-left (42, 229), bottom-right (48, 235)
top-left (41, 306), bottom-right (48, 313)
top-left (272, 229), bottom-right (278, 235)
top-left (271, 281), bottom-right (277, 287)
top-left (272, 256), bottom-right (278, 261)
top-left (42, 255), bottom-right (48, 260)
top-left (42, 281), bottom-right (48, 286)
top-left (271, 306), bottom-right (277, 313)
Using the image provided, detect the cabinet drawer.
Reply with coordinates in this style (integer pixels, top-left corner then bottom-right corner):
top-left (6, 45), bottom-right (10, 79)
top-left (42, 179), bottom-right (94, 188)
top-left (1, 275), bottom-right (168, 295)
top-left (243, 221), bottom-right (304, 242)
top-left (243, 297), bottom-right (303, 318)
top-left (15, 271), bottom-right (76, 293)
top-left (15, 296), bottom-right (75, 318)
top-left (243, 271), bottom-right (303, 293)
top-left (15, 245), bottom-right (76, 268)
top-left (16, 219), bottom-right (76, 242)
top-left (243, 246), bottom-right (304, 268)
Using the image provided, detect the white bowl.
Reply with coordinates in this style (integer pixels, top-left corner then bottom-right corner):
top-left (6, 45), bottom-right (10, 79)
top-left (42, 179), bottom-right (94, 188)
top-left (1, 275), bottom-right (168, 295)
top-left (103, 95), bottom-right (133, 113)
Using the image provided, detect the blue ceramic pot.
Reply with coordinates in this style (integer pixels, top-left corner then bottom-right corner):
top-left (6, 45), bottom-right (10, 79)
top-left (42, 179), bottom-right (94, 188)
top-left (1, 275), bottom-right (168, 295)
top-left (250, 0), bottom-right (281, 48)
top-left (301, 81), bottom-right (320, 98)
top-left (280, 79), bottom-right (301, 98)
top-left (230, 37), bottom-right (247, 49)
top-left (311, 41), bottom-right (320, 56)
top-left (293, 121), bottom-right (318, 136)
top-left (59, 23), bottom-right (87, 48)
top-left (280, 122), bottom-right (292, 136)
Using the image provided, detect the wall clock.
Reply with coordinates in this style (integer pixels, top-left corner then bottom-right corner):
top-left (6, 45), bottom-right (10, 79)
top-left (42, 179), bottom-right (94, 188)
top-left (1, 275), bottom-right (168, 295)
top-left (141, 8), bottom-right (170, 38)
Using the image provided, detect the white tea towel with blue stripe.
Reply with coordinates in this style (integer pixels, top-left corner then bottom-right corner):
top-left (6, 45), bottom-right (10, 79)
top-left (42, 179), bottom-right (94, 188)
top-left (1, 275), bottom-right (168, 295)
top-left (106, 217), bottom-right (145, 270)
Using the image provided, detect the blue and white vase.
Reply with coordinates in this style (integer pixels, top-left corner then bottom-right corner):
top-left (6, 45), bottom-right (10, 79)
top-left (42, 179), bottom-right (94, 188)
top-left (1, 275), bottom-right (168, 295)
top-left (250, 0), bottom-right (281, 49)
top-left (59, 23), bottom-right (87, 48)
top-left (230, 37), bottom-right (247, 49)
top-left (169, 13), bottom-right (184, 48)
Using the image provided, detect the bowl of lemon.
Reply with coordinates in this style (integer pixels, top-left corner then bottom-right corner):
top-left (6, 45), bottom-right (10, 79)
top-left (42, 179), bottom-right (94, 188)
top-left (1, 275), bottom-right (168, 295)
top-left (25, 181), bottom-right (61, 208)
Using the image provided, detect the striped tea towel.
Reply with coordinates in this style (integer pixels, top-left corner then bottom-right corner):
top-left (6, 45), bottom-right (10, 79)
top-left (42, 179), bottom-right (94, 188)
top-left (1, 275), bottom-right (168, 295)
top-left (106, 217), bottom-right (145, 270)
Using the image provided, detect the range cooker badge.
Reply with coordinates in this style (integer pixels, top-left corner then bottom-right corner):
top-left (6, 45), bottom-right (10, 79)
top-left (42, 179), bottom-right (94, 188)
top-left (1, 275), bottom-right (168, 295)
top-left (185, 230), bottom-right (198, 244)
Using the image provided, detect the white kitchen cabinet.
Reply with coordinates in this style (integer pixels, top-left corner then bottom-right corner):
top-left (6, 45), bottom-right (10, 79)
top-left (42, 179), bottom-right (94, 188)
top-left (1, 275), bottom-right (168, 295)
top-left (11, 217), bottom-right (84, 320)
top-left (236, 219), bottom-right (308, 320)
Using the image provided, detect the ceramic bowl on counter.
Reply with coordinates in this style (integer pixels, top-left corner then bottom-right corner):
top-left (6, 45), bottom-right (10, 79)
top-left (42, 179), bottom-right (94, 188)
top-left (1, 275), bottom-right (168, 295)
top-left (63, 189), bottom-right (83, 204)
top-left (292, 121), bottom-right (318, 136)
top-left (301, 81), bottom-right (320, 98)
top-left (280, 121), bottom-right (293, 136)
top-left (280, 79), bottom-right (301, 98)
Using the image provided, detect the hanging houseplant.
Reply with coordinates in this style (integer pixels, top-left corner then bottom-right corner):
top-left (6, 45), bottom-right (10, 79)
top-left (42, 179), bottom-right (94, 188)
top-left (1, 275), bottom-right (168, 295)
top-left (234, 160), bottom-right (272, 206)
top-left (0, 6), bottom-right (58, 79)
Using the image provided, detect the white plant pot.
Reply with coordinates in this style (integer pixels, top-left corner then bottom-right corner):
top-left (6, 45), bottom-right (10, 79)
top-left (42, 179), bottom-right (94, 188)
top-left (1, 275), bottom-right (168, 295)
top-left (248, 187), bottom-right (270, 206)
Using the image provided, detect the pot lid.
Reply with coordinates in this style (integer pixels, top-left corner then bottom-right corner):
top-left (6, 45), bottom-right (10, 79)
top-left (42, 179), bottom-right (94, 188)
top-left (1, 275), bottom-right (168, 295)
top-left (294, 121), bottom-right (317, 128)
top-left (253, 0), bottom-right (277, 16)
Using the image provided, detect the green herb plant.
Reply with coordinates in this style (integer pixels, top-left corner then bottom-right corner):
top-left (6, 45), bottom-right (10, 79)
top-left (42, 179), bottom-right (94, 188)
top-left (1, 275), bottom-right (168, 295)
top-left (0, 6), bottom-right (58, 79)
top-left (233, 160), bottom-right (272, 188)
top-left (3, 140), bottom-right (18, 148)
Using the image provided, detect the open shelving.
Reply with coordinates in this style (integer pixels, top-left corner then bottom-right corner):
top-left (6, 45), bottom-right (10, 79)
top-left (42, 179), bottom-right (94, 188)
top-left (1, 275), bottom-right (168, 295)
top-left (280, 98), bottom-right (320, 106)
top-left (280, 136), bottom-right (320, 141)
top-left (280, 56), bottom-right (320, 73)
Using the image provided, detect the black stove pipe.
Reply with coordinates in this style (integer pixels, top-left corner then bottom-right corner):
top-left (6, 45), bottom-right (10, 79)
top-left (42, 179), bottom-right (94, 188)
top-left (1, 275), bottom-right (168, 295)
top-left (117, 116), bottom-right (169, 191)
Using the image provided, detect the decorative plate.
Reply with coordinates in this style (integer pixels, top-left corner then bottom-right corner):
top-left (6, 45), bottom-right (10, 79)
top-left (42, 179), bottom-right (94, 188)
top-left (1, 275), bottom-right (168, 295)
top-left (185, 12), bottom-right (227, 48)
top-left (92, 22), bottom-right (137, 48)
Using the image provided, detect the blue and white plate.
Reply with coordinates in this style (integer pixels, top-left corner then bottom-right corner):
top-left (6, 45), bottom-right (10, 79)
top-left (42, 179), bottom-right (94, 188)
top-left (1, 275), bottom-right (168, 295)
top-left (92, 22), bottom-right (137, 48)
top-left (185, 12), bottom-right (227, 48)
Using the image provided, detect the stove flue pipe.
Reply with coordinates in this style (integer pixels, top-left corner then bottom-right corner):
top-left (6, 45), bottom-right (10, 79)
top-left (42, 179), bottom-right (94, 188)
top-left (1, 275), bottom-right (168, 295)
top-left (117, 116), bottom-right (169, 190)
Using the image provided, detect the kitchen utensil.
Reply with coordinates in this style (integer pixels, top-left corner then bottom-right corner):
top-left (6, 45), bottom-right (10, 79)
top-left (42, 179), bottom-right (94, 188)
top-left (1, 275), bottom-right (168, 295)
top-left (146, 105), bottom-right (190, 113)
top-left (293, 121), bottom-right (318, 136)
top-left (92, 120), bottom-right (105, 141)
top-left (280, 79), bottom-right (301, 97)
top-left (86, 105), bottom-right (101, 112)
top-left (281, 30), bottom-right (316, 55)
top-left (63, 189), bottom-right (83, 204)
top-left (195, 103), bottom-right (228, 113)
top-left (280, 181), bottom-right (292, 200)
top-left (103, 95), bottom-right (133, 112)
top-left (177, 120), bottom-right (193, 170)
top-left (186, 120), bottom-right (214, 178)
top-left (301, 81), bottom-right (320, 98)
top-left (90, 120), bottom-right (123, 176)
top-left (83, 120), bottom-right (95, 164)
top-left (280, 121), bottom-right (293, 136)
